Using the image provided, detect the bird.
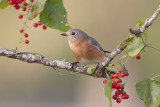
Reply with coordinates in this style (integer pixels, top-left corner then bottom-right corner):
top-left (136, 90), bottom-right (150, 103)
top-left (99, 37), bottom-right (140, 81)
top-left (61, 29), bottom-right (110, 66)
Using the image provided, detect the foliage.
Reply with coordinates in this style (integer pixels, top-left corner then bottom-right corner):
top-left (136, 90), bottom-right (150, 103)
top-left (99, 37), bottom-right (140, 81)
top-left (87, 67), bottom-right (96, 74)
top-left (0, 0), bottom-right (71, 32)
top-left (103, 80), bottom-right (112, 107)
top-left (40, 0), bottom-right (71, 32)
top-left (127, 18), bottom-right (147, 57)
top-left (136, 79), bottom-right (160, 107)
top-left (0, 0), bottom-right (9, 10)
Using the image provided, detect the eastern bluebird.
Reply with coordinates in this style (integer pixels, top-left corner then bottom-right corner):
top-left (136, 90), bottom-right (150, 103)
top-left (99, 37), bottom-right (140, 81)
top-left (61, 29), bottom-right (110, 65)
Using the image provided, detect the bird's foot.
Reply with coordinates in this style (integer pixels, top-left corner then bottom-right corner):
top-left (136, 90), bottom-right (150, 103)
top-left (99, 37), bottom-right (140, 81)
top-left (95, 63), bottom-right (100, 70)
top-left (71, 62), bottom-right (80, 70)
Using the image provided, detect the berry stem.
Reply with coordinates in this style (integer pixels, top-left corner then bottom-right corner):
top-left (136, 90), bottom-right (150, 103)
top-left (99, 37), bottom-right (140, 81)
top-left (121, 76), bottom-right (128, 86)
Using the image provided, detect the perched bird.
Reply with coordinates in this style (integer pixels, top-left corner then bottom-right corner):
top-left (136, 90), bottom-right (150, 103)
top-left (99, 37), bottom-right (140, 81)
top-left (61, 29), bottom-right (110, 65)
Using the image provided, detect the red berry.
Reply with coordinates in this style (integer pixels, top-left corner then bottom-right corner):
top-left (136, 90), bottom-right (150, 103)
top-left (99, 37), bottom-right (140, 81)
top-left (119, 85), bottom-right (124, 90)
top-left (118, 68), bottom-right (123, 73)
top-left (24, 33), bottom-right (28, 38)
top-left (111, 74), bottom-right (114, 78)
top-left (23, 2), bottom-right (27, 6)
top-left (112, 85), bottom-right (115, 88)
top-left (125, 94), bottom-right (129, 99)
top-left (115, 90), bottom-right (122, 95)
top-left (9, 1), bottom-right (14, 5)
top-left (103, 79), bottom-right (107, 84)
top-left (136, 54), bottom-right (141, 60)
top-left (116, 98), bottom-right (121, 103)
top-left (117, 78), bottom-right (122, 83)
top-left (25, 40), bottom-right (29, 44)
top-left (38, 21), bottom-right (42, 25)
top-left (114, 84), bottom-right (120, 90)
top-left (22, 7), bottom-right (26, 11)
top-left (122, 94), bottom-right (126, 99)
top-left (112, 95), bottom-right (118, 100)
top-left (122, 91), bottom-right (126, 95)
top-left (31, 0), bottom-right (34, 2)
top-left (124, 72), bottom-right (129, 76)
top-left (112, 80), bottom-right (117, 86)
top-left (33, 23), bottom-right (38, 27)
top-left (114, 74), bottom-right (119, 78)
top-left (122, 94), bottom-right (129, 99)
top-left (20, 29), bottom-right (24, 33)
top-left (120, 73), bottom-right (125, 77)
top-left (14, 4), bottom-right (20, 9)
top-left (42, 25), bottom-right (47, 30)
top-left (159, 104), bottom-right (160, 107)
top-left (18, 14), bottom-right (23, 19)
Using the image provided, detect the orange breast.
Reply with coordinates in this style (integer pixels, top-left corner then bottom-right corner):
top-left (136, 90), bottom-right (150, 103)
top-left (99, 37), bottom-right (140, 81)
top-left (68, 38), bottom-right (105, 63)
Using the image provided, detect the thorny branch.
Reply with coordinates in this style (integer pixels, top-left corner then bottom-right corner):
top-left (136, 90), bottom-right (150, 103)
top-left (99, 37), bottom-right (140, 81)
top-left (1, 4), bottom-right (160, 78)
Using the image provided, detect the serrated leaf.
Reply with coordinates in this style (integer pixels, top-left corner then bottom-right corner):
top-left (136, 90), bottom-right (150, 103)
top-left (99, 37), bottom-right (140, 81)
top-left (28, 0), bottom-right (47, 20)
top-left (86, 67), bottom-right (95, 74)
top-left (40, 0), bottom-right (71, 32)
top-left (103, 80), bottom-right (112, 107)
top-left (0, 0), bottom-right (9, 10)
top-left (136, 79), bottom-right (160, 107)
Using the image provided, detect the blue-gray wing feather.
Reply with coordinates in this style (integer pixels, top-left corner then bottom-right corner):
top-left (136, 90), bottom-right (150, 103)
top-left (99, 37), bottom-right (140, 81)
top-left (89, 37), bottom-right (105, 52)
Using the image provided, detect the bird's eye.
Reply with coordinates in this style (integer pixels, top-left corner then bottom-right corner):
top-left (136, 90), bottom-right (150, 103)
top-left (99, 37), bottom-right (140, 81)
top-left (71, 32), bottom-right (76, 35)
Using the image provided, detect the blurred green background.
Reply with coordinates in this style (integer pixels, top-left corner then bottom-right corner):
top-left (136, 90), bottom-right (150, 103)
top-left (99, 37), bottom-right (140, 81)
top-left (0, 0), bottom-right (160, 107)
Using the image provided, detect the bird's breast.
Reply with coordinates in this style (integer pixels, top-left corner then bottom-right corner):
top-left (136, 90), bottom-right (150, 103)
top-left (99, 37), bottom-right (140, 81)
top-left (68, 38), bottom-right (105, 64)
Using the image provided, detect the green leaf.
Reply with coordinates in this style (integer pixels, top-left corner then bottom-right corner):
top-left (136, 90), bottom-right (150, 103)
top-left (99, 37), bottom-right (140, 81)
top-left (28, 0), bottom-right (47, 20)
top-left (86, 67), bottom-right (96, 74)
top-left (136, 79), bottom-right (160, 107)
top-left (103, 80), bottom-right (112, 107)
top-left (137, 17), bottom-right (146, 28)
top-left (126, 18), bottom-right (147, 57)
top-left (127, 33), bottom-right (146, 57)
top-left (40, 0), bottom-right (71, 32)
top-left (0, 0), bottom-right (9, 10)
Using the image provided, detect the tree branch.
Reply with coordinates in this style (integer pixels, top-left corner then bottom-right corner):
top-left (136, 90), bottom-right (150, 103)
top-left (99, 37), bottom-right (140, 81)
top-left (1, 4), bottom-right (160, 78)
top-left (94, 4), bottom-right (160, 77)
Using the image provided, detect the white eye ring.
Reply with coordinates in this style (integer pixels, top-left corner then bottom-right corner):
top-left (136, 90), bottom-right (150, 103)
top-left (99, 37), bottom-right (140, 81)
top-left (71, 32), bottom-right (76, 35)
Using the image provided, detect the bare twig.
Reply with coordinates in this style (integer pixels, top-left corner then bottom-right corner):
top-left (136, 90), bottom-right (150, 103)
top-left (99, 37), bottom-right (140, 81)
top-left (129, 5), bottom-right (160, 36)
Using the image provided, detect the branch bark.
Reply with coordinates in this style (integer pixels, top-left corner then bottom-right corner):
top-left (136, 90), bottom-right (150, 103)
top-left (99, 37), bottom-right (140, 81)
top-left (1, 4), bottom-right (160, 78)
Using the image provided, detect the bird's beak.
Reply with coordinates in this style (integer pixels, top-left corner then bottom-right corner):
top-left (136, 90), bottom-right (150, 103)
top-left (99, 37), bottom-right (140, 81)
top-left (61, 33), bottom-right (67, 36)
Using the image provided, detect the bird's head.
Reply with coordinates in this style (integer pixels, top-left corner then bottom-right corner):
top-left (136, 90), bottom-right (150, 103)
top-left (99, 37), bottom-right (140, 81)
top-left (61, 29), bottom-right (89, 40)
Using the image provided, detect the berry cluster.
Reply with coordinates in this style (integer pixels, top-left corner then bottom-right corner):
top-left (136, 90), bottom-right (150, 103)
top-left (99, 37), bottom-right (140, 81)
top-left (8, 0), bottom-right (47, 44)
top-left (33, 21), bottom-right (47, 30)
top-left (8, 0), bottom-right (32, 11)
top-left (103, 68), bottom-right (129, 103)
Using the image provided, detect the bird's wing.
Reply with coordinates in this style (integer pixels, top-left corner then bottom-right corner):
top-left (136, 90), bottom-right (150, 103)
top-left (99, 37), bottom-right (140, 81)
top-left (89, 37), bottom-right (105, 52)
top-left (89, 37), bottom-right (111, 53)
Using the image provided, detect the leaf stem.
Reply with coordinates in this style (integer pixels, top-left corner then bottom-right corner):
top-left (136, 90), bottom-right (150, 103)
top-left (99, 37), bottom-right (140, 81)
top-left (151, 74), bottom-right (160, 80)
